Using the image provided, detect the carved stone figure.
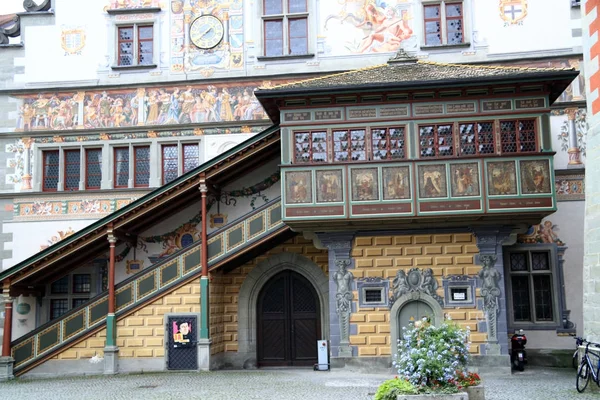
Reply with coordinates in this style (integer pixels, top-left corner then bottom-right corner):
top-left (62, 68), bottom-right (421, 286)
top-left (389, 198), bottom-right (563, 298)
top-left (478, 255), bottom-right (501, 312)
top-left (333, 259), bottom-right (353, 349)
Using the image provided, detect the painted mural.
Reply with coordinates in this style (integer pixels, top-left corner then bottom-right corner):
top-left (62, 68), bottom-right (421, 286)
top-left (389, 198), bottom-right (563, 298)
top-left (558, 109), bottom-right (588, 157)
top-left (13, 82), bottom-right (277, 132)
top-left (450, 163), bottom-right (480, 197)
top-left (40, 227), bottom-right (75, 251)
top-left (487, 161), bottom-right (517, 196)
top-left (285, 171), bottom-right (312, 204)
top-left (316, 170), bottom-right (343, 203)
top-left (555, 173), bottom-right (585, 201)
top-left (320, 0), bottom-right (414, 55)
top-left (518, 220), bottom-right (564, 246)
top-left (499, 0), bottom-right (528, 26)
top-left (383, 166), bottom-right (410, 200)
top-left (519, 160), bottom-right (551, 194)
top-left (418, 164), bottom-right (447, 199)
top-left (170, 0), bottom-right (244, 74)
top-left (14, 195), bottom-right (140, 221)
top-left (351, 168), bottom-right (379, 201)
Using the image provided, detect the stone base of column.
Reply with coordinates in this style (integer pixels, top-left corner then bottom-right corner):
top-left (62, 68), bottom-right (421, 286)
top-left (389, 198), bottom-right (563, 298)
top-left (0, 356), bottom-right (14, 381)
top-left (103, 346), bottom-right (119, 375)
top-left (197, 338), bottom-right (212, 371)
top-left (338, 344), bottom-right (353, 358)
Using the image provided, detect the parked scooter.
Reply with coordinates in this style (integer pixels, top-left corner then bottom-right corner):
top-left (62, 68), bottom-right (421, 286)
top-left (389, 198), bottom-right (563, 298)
top-left (511, 329), bottom-right (527, 371)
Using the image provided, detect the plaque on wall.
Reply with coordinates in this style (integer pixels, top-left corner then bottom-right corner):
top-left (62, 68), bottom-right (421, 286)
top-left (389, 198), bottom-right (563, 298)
top-left (286, 206), bottom-right (345, 217)
top-left (488, 197), bottom-right (553, 210)
top-left (446, 102), bottom-right (476, 114)
top-left (316, 170), bottom-right (343, 203)
top-left (486, 161), bottom-right (517, 196)
top-left (419, 200), bottom-right (481, 212)
top-left (515, 98), bottom-right (545, 109)
top-left (284, 112), bottom-right (311, 122)
top-left (351, 168), bottom-right (379, 201)
top-left (418, 164), bottom-right (448, 199)
top-left (348, 108), bottom-right (377, 119)
top-left (481, 100), bottom-right (512, 112)
top-left (413, 104), bottom-right (444, 115)
top-left (314, 110), bottom-right (342, 120)
top-left (380, 106), bottom-right (409, 117)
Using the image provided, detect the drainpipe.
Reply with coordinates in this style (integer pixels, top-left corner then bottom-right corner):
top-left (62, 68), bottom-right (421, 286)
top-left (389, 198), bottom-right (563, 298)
top-left (200, 176), bottom-right (209, 340)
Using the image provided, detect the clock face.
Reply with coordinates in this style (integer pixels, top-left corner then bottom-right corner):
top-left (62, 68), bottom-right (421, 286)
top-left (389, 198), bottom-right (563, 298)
top-left (190, 15), bottom-right (224, 50)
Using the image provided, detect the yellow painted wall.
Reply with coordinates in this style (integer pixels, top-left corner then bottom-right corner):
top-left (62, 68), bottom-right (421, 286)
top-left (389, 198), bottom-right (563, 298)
top-left (350, 233), bottom-right (486, 357)
top-left (55, 280), bottom-right (201, 360)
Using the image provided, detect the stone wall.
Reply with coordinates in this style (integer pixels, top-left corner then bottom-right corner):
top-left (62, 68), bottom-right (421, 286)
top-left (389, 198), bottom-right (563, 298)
top-left (350, 233), bottom-right (486, 357)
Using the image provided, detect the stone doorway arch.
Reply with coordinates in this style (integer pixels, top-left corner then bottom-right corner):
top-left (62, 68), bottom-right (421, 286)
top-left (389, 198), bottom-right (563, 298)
top-left (237, 252), bottom-right (329, 367)
top-left (390, 292), bottom-right (444, 356)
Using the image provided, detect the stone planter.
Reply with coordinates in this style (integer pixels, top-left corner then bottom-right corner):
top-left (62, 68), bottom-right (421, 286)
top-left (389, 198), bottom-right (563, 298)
top-left (397, 394), bottom-right (468, 400)
top-left (465, 385), bottom-right (485, 400)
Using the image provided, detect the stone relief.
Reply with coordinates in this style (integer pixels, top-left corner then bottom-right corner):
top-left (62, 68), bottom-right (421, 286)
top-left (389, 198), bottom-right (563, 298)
top-left (390, 268), bottom-right (443, 307)
top-left (477, 254), bottom-right (500, 342)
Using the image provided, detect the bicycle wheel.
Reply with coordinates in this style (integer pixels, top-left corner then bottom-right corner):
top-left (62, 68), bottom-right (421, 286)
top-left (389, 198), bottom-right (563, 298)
top-left (577, 361), bottom-right (590, 393)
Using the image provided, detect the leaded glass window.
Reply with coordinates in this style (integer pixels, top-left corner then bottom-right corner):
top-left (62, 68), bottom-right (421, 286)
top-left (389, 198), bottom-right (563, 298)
top-left (51, 276), bottom-right (69, 294)
top-left (162, 144), bottom-right (178, 184)
top-left (50, 299), bottom-right (69, 320)
top-left (423, 1), bottom-right (464, 46)
top-left (114, 147), bottom-right (129, 188)
top-left (134, 146), bottom-right (150, 187)
top-left (500, 119), bottom-right (537, 154)
top-left (43, 150), bottom-right (60, 192)
top-left (73, 274), bottom-right (91, 294)
top-left (117, 24), bottom-right (154, 67)
top-left (183, 143), bottom-right (200, 173)
top-left (86, 149), bottom-right (102, 190)
top-left (262, 0), bottom-right (308, 56)
top-left (64, 149), bottom-right (81, 191)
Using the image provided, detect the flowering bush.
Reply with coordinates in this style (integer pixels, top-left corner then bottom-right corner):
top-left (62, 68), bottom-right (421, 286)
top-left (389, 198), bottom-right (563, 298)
top-left (393, 318), bottom-right (471, 391)
top-left (453, 371), bottom-right (481, 389)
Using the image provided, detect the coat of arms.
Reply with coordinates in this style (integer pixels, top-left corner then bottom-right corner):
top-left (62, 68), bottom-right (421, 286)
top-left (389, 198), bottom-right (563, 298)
top-left (500, 0), bottom-right (528, 26)
top-left (61, 27), bottom-right (86, 56)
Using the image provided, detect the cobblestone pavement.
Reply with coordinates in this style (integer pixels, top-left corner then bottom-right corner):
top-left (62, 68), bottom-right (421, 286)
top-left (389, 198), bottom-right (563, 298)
top-left (0, 367), bottom-right (597, 400)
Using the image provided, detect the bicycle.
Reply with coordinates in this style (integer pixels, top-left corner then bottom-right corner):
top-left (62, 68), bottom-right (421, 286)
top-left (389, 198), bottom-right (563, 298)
top-left (576, 341), bottom-right (600, 392)
top-left (573, 336), bottom-right (585, 370)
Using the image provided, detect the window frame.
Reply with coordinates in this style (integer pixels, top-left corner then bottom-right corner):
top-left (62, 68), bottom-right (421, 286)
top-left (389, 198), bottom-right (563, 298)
top-left (457, 121), bottom-right (496, 156)
top-left (421, 0), bottom-right (466, 47)
top-left (182, 143), bottom-right (200, 174)
top-left (499, 118), bottom-right (538, 154)
top-left (114, 22), bottom-right (156, 69)
top-left (47, 270), bottom-right (96, 321)
top-left (161, 143), bottom-right (179, 185)
top-left (504, 245), bottom-right (562, 330)
top-left (261, 0), bottom-right (310, 58)
top-left (418, 123), bottom-right (455, 158)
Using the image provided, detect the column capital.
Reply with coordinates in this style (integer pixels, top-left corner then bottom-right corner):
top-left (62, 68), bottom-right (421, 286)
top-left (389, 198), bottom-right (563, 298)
top-left (565, 108), bottom-right (579, 121)
top-left (317, 232), bottom-right (355, 260)
top-left (470, 227), bottom-right (515, 255)
top-left (199, 183), bottom-right (208, 194)
top-left (107, 234), bottom-right (117, 244)
top-left (2, 296), bottom-right (13, 305)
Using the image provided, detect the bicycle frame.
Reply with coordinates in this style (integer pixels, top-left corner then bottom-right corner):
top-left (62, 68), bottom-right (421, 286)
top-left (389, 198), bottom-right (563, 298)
top-left (582, 345), bottom-right (600, 385)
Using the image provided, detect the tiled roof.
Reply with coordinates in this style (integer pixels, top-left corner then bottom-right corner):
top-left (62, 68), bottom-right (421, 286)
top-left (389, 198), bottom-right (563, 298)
top-left (260, 50), bottom-right (576, 92)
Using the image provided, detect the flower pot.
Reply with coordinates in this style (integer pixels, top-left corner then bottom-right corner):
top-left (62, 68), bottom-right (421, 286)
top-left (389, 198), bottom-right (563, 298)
top-left (465, 385), bottom-right (485, 400)
top-left (397, 393), bottom-right (468, 400)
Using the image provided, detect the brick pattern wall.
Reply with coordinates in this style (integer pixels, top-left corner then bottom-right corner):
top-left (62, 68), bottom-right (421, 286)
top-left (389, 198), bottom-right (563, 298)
top-left (350, 233), bottom-right (486, 357)
top-left (210, 235), bottom-right (329, 355)
top-left (54, 280), bottom-right (201, 360)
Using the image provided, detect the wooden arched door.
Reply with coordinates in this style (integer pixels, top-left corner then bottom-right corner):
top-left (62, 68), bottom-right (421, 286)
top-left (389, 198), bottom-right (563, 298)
top-left (257, 270), bottom-right (320, 367)
top-left (398, 300), bottom-right (434, 330)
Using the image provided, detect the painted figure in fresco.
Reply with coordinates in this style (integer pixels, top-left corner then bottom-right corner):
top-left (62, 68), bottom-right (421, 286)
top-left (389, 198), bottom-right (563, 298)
top-left (319, 173), bottom-right (341, 202)
top-left (355, 172), bottom-right (374, 200)
top-left (181, 87), bottom-right (195, 124)
top-left (167, 88), bottom-right (181, 124)
top-left (98, 92), bottom-right (113, 128)
top-left (422, 170), bottom-right (443, 197)
top-left (523, 164), bottom-right (547, 193)
top-left (453, 166), bottom-right (475, 195)
top-left (146, 90), bottom-right (159, 125)
top-left (539, 221), bottom-right (559, 244)
top-left (386, 169), bottom-right (406, 199)
top-left (219, 88), bottom-right (234, 121)
top-left (358, 7), bottom-right (412, 53)
top-left (32, 94), bottom-right (50, 128)
top-left (289, 174), bottom-right (308, 203)
top-left (490, 165), bottom-right (514, 195)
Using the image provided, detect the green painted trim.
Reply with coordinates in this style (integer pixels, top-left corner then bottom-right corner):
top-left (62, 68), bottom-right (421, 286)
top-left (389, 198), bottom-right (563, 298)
top-left (106, 314), bottom-right (116, 347)
top-left (200, 277), bottom-right (209, 340)
top-left (0, 124), bottom-right (280, 283)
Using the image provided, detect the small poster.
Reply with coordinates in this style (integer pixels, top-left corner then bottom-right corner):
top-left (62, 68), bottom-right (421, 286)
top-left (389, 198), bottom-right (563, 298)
top-left (172, 320), bottom-right (193, 348)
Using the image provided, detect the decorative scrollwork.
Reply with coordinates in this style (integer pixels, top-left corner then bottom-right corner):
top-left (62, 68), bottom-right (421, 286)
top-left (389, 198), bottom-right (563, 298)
top-left (390, 268), bottom-right (443, 308)
top-left (23, 0), bottom-right (52, 12)
top-left (0, 15), bottom-right (20, 45)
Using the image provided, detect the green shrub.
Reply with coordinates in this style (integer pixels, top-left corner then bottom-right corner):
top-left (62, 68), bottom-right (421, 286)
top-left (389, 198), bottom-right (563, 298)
top-left (374, 377), bottom-right (416, 400)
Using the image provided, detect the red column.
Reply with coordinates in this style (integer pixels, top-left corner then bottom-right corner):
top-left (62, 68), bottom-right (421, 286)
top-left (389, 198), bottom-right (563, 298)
top-left (2, 295), bottom-right (13, 357)
top-left (200, 181), bottom-right (208, 277)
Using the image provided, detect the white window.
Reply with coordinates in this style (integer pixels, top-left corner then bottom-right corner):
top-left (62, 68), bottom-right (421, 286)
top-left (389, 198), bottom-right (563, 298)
top-left (262, 0), bottom-right (309, 57)
top-left (422, 1), bottom-right (465, 46)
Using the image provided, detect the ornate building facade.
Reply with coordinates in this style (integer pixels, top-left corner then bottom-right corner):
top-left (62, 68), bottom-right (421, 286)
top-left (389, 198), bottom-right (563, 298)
top-left (0, 0), bottom-right (588, 378)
